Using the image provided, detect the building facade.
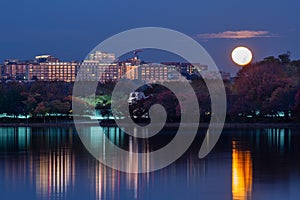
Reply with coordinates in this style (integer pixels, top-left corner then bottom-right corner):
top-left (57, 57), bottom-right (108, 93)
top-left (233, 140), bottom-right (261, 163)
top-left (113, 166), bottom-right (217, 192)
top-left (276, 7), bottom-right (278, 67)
top-left (29, 62), bottom-right (78, 82)
top-left (0, 56), bottom-right (79, 82)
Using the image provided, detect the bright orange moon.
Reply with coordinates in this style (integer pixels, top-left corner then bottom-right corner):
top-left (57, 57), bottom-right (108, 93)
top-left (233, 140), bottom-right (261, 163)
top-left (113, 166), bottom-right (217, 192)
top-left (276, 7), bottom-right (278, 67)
top-left (231, 46), bottom-right (253, 66)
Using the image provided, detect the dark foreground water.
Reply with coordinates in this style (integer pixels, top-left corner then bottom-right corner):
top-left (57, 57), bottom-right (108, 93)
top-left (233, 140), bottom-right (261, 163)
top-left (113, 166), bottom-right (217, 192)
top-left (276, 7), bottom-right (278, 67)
top-left (0, 126), bottom-right (300, 200)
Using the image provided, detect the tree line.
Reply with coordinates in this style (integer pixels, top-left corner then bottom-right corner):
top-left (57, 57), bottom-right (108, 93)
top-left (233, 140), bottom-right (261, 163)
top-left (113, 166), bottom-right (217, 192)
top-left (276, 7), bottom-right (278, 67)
top-left (0, 53), bottom-right (299, 123)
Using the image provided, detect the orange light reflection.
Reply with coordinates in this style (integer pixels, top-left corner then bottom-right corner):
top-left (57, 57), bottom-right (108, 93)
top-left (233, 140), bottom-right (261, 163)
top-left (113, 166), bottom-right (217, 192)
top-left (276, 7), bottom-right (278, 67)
top-left (232, 141), bottom-right (253, 200)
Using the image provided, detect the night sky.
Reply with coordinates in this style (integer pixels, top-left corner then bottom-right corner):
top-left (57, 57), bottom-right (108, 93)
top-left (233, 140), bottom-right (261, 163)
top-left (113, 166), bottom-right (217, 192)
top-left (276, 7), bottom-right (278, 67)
top-left (0, 0), bottom-right (299, 74)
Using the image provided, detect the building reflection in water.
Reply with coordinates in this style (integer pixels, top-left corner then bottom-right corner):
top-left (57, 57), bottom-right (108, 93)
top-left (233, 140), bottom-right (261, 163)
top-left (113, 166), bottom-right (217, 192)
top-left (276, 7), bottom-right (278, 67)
top-left (35, 128), bottom-right (75, 199)
top-left (35, 148), bottom-right (75, 199)
top-left (0, 127), bottom-right (75, 200)
top-left (232, 141), bottom-right (253, 200)
top-left (0, 126), bottom-right (224, 199)
top-left (265, 128), bottom-right (291, 153)
top-left (90, 126), bottom-right (210, 200)
top-left (0, 127), bottom-right (33, 187)
top-left (90, 126), bottom-right (151, 200)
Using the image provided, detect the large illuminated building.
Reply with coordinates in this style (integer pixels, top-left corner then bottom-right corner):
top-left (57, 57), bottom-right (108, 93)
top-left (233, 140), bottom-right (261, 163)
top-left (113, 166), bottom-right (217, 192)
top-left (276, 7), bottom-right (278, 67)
top-left (77, 51), bottom-right (121, 82)
top-left (1, 59), bottom-right (28, 80)
top-left (138, 63), bottom-right (168, 81)
top-left (76, 61), bottom-right (121, 82)
top-left (32, 61), bottom-right (78, 82)
top-left (0, 55), bottom-right (79, 82)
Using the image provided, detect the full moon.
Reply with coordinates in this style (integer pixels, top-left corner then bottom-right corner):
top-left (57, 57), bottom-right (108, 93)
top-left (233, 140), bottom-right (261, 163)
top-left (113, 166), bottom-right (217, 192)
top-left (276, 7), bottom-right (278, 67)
top-left (231, 46), bottom-right (253, 66)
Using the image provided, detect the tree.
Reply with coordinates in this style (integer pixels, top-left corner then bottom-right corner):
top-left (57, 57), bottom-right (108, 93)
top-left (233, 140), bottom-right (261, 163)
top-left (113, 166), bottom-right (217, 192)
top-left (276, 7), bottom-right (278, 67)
top-left (49, 100), bottom-right (71, 115)
top-left (292, 89), bottom-right (300, 121)
top-left (231, 59), bottom-right (288, 120)
top-left (266, 84), bottom-right (296, 120)
top-left (1, 82), bottom-right (27, 117)
top-left (99, 104), bottom-right (112, 119)
top-left (0, 84), bottom-right (6, 114)
top-left (47, 100), bottom-right (71, 122)
top-left (278, 52), bottom-right (291, 65)
top-left (33, 102), bottom-right (50, 123)
top-left (263, 56), bottom-right (280, 63)
top-left (23, 96), bottom-right (38, 116)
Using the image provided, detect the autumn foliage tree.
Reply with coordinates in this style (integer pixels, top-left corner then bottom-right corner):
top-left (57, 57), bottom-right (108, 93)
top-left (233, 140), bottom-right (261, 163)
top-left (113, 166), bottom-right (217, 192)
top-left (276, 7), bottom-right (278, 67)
top-left (229, 53), bottom-right (300, 121)
top-left (230, 59), bottom-right (289, 120)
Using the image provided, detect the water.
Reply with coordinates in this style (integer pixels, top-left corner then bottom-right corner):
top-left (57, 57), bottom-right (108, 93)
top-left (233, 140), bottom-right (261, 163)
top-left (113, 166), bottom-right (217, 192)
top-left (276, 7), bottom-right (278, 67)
top-left (0, 126), bottom-right (300, 200)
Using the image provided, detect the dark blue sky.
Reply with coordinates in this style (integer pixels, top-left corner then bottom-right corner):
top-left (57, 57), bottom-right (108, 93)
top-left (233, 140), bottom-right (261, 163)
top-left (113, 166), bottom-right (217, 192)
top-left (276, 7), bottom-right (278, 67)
top-left (0, 0), bottom-right (299, 74)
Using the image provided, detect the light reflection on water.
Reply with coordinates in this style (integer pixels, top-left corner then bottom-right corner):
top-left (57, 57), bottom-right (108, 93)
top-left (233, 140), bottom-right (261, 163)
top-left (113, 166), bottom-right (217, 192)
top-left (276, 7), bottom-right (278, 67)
top-left (232, 141), bottom-right (252, 200)
top-left (35, 148), bottom-right (75, 199)
top-left (0, 126), bottom-right (299, 200)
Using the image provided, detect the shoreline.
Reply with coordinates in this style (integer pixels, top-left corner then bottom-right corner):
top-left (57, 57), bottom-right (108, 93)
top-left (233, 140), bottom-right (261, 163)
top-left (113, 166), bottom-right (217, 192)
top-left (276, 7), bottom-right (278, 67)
top-left (1, 121), bottom-right (300, 129)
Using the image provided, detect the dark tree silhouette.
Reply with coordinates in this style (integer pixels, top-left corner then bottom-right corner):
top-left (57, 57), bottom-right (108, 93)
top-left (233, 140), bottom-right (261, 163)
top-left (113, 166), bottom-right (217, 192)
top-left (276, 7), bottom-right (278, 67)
top-left (231, 59), bottom-right (288, 120)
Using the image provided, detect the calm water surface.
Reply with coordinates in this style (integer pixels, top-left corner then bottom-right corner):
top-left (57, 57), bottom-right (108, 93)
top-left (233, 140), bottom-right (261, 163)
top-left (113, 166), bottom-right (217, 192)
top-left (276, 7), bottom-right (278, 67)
top-left (0, 126), bottom-right (300, 200)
